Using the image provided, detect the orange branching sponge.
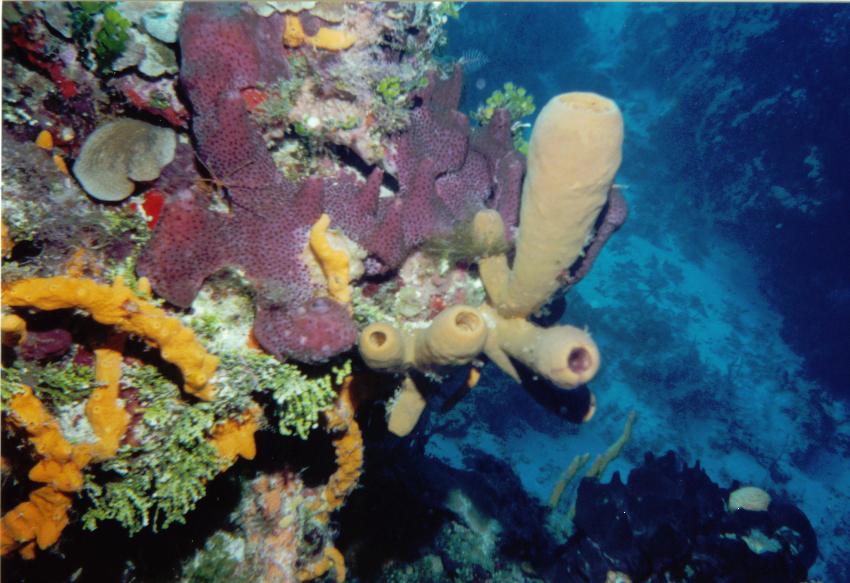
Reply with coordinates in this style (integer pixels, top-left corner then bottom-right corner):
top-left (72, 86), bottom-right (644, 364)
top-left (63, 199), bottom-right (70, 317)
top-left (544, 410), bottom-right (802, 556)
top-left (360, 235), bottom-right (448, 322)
top-left (210, 408), bottom-right (261, 468)
top-left (1, 220), bottom-right (12, 258)
top-left (1, 386), bottom-right (91, 558)
top-left (88, 336), bottom-right (130, 461)
top-left (283, 14), bottom-right (355, 51)
top-left (64, 248), bottom-right (89, 278)
top-left (35, 129), bottom-right (53, 150)
top-left (297, 545), bottom-right (346, 583)
top-left (297, 378), bottom-right (363, 582)
top-left (1, 313), bottom-right (28, 346)
top-left (53, 154), bottom-right (69, 176)
top-left (320, 377), bottom-right (363, 512)
top-left (5, 386), bottom-right (91, 492)
top-left (0, 486), bottom-right (72, 559)
top-left (309, 213), bottom-right (352, 304)
top-left (3, 276), bottom-right (219, 400)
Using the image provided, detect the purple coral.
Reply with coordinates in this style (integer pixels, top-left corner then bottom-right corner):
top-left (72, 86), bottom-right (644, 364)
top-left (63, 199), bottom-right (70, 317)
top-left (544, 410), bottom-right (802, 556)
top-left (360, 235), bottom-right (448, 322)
top-left (19, 329), bottom-right (73, 361)
top-left (560, 186), bottom-right (629, 289)
top-left (138, 4), bottom-right (524, 363)
top-left (327, 66), bottom-right (525, 267)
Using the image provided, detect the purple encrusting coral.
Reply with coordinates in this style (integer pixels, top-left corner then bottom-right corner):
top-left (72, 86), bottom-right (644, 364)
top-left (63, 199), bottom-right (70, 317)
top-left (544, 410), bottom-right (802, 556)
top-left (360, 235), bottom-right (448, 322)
top-left (137, 3), bottom-right (524, 363)
top-left (326, 67), bottom-right (524, 267)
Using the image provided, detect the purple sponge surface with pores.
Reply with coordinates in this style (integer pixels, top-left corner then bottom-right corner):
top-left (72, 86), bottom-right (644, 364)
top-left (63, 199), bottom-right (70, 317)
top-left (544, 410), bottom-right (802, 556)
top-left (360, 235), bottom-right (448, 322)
top-left (138, 5), bottom-right (524, 363)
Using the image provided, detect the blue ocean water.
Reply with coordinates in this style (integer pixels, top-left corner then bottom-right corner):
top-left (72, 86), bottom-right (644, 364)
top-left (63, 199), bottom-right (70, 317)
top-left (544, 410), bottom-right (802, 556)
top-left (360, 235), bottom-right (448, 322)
top-left (416, 4), bottom-right (850, 581)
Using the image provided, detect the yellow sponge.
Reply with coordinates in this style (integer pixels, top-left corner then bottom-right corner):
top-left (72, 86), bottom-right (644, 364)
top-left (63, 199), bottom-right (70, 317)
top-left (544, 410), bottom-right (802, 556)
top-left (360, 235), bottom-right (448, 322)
top-left (499, 92), bottom-right (623, 318)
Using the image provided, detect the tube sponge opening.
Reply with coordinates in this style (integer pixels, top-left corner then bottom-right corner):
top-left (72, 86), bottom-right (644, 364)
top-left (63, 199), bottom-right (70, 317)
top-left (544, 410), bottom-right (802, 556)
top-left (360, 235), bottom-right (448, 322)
top-left (415, 305), bottom-right (488, 369)
top-left (359, 322), bottom-right (405, 371)
top-left (534, 326), bottom-right (601, 389)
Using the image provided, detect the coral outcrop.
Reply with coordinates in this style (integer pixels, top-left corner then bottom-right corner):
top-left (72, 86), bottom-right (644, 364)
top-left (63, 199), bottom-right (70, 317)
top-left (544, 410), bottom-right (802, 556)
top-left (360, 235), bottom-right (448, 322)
top-left (193, 377), bottom-right (362, 583)
top-left (0, 280), bottom-right (271, 555)
top-left (0, 385), bottom-right (89, 558)
top-left (543, 451), bottom-right (817, 581)
top-left (137, 2), bottom-right (522, 365)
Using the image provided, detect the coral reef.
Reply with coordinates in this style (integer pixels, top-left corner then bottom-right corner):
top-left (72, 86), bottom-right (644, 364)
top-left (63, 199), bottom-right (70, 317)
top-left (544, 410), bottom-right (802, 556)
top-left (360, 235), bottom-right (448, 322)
top-left (1, 2), bottom-right (642, 581)
top-left (137, 2), bottom-right (522, 364)
top-left (0, 276), bottom-right (259, 547)
top-left (1, 385), bottom-right (84, 558)
top-left (180, 377), bottom-right (363, 583)
top-left (4, 276), bottom-right (219, 399)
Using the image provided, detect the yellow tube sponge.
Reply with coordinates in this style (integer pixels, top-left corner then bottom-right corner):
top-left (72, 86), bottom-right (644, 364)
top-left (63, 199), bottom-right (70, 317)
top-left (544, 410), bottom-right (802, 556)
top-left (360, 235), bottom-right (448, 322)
top-left (357, 305), bottom-right (488, 373)
top-left (3, 276), bottom-right (218, 400)
top-left (498, 93), bottom-right (623, 319)
top-left (358, 322), bottom-right (406, 371)
top-left (480, 304), bottom-right (600, 390)
top-left (309, 213), bottom-right (352, 304)
top-left (412, 305), bottom-right (488, 369)
top-left (387, 377), bottom-right (427, 437)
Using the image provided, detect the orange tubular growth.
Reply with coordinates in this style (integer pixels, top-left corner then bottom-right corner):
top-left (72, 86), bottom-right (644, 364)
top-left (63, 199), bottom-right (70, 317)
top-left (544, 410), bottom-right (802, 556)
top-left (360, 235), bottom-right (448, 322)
top-left (320, 377), bottom-right (363, 513)
top-left (210, 408), bottom-right (261, 468)
top-left (2, 276), bottom-right (219, 400)
top-left (298, 377), bottom-right (364, 582)
top-left (1, 387), bottom-right (90, 558)
top-left (0, 486), bottom-right (72, 559)
top-left (283, 15), bottom-right (355, 51)
top-left (0, 276), bottom-right (226, 557)
top-left (88, 336), bottom-right (131, 461)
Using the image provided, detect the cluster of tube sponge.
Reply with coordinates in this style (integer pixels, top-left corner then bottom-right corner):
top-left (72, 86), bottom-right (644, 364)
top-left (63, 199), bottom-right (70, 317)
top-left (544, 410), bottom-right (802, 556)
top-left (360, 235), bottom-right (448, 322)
top-left (359, 92), bottom-right (624, 434)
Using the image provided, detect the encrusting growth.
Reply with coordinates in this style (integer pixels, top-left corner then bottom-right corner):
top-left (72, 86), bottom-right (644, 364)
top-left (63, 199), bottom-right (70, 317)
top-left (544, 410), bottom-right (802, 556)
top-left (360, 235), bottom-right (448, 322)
top-left (1, 386), bottom-right (88, 558)
top-left (89, 334), bottom-right (131, 460)
top-left (210, 407), bottom-right (261, 468)
top-left (309, 213), bottom-right (353, 305)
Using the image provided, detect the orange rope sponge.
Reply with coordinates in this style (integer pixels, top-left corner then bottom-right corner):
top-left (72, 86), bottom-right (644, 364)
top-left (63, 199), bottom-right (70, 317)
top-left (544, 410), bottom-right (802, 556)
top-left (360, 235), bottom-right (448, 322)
top-left (3, 276), bottom-right (219, 400)
top-left (298, 377), bottom-right (363, 581)
top-left (0, 486), bottom-right (72, 559)
top-left (6, 386), bottom-right (91, 492)
top-left (297, 545), bottom-right (346, 583)
top-left (210, 407), bottom-right (261, 468)
top-left (1, 387), bottom-right (90, 558)
top-left (283, 15), bottom-right (355, 51)
top-left (88, 335), bottom-right (130, 461)
top-left (320, 377), bottom-right (363, 513)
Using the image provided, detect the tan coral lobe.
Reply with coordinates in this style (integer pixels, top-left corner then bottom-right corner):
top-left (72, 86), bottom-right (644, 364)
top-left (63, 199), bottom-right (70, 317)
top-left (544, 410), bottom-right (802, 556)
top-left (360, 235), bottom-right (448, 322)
top-left (72, 119), bottom-right (176, 202)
